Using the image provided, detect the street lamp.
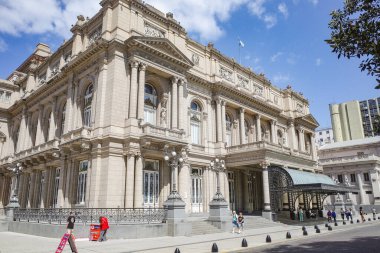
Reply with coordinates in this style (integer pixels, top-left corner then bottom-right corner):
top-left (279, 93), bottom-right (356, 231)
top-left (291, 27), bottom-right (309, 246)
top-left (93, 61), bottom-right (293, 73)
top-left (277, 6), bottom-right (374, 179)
top-left (210, 157), bottom-right (226, 202)
top-left (7, 163), bottom-right (23, 208)
top-left (164, 148), bottom-right (183, 201)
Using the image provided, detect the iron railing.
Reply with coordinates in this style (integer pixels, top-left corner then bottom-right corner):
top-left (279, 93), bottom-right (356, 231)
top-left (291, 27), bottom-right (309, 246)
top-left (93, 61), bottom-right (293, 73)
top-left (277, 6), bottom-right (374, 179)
top-left (13, 208), bottom-right (167, 225)
top-left (0, 208), bottom-right (7, 216)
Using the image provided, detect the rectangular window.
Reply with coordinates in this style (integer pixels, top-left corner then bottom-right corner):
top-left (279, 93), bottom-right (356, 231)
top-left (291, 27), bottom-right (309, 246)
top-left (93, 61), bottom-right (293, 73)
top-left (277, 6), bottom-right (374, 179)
top-left (53, 168), bottom-right (61, 208)
top-left (143, 159), bottom-right (159, 208)
top-left (337, 174), bottom-right (343, 183)
top-left (76, 161), bottom-right (88, 205)
top-left (191, 122), bottom-right (200, 145)
top-left (144, 107), bottom-right (156, 125)
top-left (364, 172), bottom-right (370, 181)
top-left (366, 191), bottom-right (373, 194)
top-left (350, 174), bottom-right (356, 183)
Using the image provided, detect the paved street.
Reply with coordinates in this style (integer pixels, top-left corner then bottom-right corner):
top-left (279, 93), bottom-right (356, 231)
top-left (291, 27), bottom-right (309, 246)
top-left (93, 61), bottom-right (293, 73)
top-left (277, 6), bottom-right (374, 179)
top-left (0, 220), bottom-right (380, 253)
top-left (236, 222), bottom-right (380, 253)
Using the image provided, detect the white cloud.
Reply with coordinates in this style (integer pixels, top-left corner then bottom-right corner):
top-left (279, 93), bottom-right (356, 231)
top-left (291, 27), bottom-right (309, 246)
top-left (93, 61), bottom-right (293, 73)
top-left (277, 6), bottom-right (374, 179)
top-left (278, 3), bottom-right (288, 18)
top-left (0, 38), bottom-right (7, 52)
top-left (271, 52), bottom-right (283, 62)
top-left (316, 58), bottom-right (322, 66)
top-left (247, 0), bottom-right (266, 17)
top-left (273, 73), bottom-right (290, 84)
top-left (263, 14), bottom-right (277, 28)
top-left (0, 0), bottom-right (100, 38)
top-left (286, 53), bottom-right (299, 65)
top-left (309, 0), bottom-right (319, 6)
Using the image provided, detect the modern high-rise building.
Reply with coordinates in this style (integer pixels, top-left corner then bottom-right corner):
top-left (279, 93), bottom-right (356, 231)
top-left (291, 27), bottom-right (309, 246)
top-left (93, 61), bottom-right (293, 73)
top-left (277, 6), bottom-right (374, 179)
top-left (330, 101), bottom-right (365, 142)
top-left (359, 97), bottom-right (380, 137)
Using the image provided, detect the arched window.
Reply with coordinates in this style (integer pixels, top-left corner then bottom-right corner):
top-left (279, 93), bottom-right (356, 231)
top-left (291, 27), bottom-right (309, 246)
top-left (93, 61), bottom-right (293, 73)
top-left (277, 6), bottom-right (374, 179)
top-left (244, 120), bottom-right (249, 143)
top-left (60, 103), bottom-right (66, 136)
top-left (83, 84), bottom-right (93, 127)
top-left (225, 114), bottom-right (232, 146)
top-left (144, 84), bottom-right (158, 124)
top-left (190, 101), bottom-right (201, 145)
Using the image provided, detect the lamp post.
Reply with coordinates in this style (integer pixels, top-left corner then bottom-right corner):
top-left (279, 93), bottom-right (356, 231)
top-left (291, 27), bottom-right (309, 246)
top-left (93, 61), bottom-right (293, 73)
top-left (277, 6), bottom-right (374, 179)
top-left (210, 158), bottom-right (226, 202)
top-left (7, 163), bottom-right (23, 208)
top-left (164, 148), bottom-right (183, 201)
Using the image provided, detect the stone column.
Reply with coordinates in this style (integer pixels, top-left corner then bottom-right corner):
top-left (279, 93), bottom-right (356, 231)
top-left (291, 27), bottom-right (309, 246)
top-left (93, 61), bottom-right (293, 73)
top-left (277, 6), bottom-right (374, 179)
top-left (137, 63), bottom-right (146, 121)
top-left (35, 106), bottom-right (44, 145)
top-left (216, 99), bottom-right (222, 143)
top-left (178, 162), bottom-right (190, 212)
top-left (288, 120), bottom-right (297, 151)
top-left (260, 161), bottom-right (272, 220)
top-left (48, 97), bottom-right (57, 141)
top-left (129, 61), bottom-right (139, 119)
top-left (171, 77), bottom-right (178, 129)
top-left (256, 115), bottom-right (262, 142)
top-left (178, 79), bottom-right (185, 130)
top-left (64, 76), bottom-right (74, 134)
top-left (299, 128), bottom-right (305, 152)
top-left (221, 101), bottom-right (226, 143)
top-left (239, 108), bottom-right (245, 145)
top-left (24, 112), bottom-right (32, 149)
top-left (310, 133), bottom-right (317, 160)
top-left (125, 153), bottom-right (135, 208)
top-left (357, 172), bottom-right (366, 205)
top-left (134, 154), bottom-right (143, 208)
top-left (17, 108), bottom-right (28, 152)
top-left (270, 120), bottom-right (277, 144)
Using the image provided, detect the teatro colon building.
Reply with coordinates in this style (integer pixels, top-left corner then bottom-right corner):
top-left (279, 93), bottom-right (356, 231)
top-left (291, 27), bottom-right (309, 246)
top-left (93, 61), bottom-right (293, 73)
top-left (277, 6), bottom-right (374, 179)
top-left (0, 0), bottom-right (336, 221)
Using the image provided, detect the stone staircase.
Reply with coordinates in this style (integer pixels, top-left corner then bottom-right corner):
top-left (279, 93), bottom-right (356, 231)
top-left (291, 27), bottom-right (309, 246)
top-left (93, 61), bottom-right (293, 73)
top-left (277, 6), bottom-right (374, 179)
top-left (188, 214), bottom-right (281, 236)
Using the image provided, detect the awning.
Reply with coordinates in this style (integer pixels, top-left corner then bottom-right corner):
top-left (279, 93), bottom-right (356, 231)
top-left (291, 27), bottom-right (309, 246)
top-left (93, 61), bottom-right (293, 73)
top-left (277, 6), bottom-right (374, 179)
top-left (283, 168), bottom-right (335, 186)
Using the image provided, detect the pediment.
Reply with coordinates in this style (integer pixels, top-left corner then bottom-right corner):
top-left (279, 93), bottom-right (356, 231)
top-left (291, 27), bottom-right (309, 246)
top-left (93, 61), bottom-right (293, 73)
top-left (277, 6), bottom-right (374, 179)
top-left (125, 36), bottom-right (194, 69)
top-left (296, 114), bottom-right (319, 128)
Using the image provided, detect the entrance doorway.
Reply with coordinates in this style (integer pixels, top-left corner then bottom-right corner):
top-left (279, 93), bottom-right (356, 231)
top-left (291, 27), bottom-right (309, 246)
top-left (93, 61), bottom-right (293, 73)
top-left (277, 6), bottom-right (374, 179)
top-left (228, 171), bottom-right (235, 211)
top-left (143, 160), bottom-right (159, 208)
top-left (191, 168), bottom-right (203, 213)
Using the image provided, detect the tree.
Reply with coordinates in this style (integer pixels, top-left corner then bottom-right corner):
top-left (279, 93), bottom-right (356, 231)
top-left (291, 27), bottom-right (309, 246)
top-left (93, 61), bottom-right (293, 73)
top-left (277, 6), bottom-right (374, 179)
top-left (326, 0), bottom-right (380, 88)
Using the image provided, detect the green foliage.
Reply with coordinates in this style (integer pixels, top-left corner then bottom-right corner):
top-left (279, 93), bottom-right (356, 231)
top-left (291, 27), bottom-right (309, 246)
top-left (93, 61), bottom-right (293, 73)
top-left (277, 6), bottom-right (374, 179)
top-left (326, 0), bottom-right (380, 88)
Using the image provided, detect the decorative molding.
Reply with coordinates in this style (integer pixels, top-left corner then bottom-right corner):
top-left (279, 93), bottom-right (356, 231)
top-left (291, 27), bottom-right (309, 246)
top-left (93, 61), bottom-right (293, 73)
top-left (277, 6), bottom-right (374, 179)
top-left (237, 75), bottom-right (249, 90)
top-left (144, 22), bottom-right (165, 38)
top-left (219, 66), bottom-right (233, 82)
top-left (191, 53), bottom-right (200, 66)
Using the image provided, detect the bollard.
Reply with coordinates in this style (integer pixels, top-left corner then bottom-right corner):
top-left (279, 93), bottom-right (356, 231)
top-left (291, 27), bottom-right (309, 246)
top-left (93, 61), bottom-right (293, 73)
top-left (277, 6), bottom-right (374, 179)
top-left (350, 220), bottom-right (353, 224)
top-left (334, 222), bottom-right (338, 226)
top-left (314, 225), bottom-right (319, 229)
top-left (343, 221), bottom-right (346, 225)
top-left (211, 243), bottom-right (218, 253)
top-left (242, 238), bottom-right (248, 248)
top-left (316, 228), bottom-right (320, 233)
top-left (174, 248), bottom-right (181, 253)
top-left (266, 235), bottom-right (272, 243)
top-left (368, 218), bottom-right (371, 221)
top-left (378, 216), bottom-right (380, 220)
top-left (374, 217), bottom-right (376, 221)
top-left (303, 230), bottom-right (308, 236)
top-left (286, 232), bottom-right (291, 239)
top-left (325, 223), bottom-right (329, 228)
top-left (328, 226), bottom-right (332, 231)
top-left (357, 219), bottom-right (360, 223)
top-left (302, 226), bottom-right (306, 231)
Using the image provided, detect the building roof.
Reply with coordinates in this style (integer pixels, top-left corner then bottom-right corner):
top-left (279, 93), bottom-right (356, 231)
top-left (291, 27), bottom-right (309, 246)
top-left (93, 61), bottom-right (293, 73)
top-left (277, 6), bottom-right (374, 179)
top-left (319, 136), bottom-right (380, 150)
top-left (284, 168), bottom-right (335, 185)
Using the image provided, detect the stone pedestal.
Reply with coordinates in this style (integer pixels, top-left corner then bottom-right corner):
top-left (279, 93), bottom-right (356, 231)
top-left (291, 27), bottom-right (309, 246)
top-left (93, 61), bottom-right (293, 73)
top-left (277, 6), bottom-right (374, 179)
top-left (164, 198), bottom-right (191, 236)
top-left (208, 199), bottom-right (230, 231)
top-left (262, 210), bottom-right (273, 221)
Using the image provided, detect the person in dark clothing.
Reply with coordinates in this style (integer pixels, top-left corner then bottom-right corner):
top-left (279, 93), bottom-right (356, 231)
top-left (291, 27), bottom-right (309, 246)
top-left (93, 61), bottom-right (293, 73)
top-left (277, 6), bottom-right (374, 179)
top-left (340, 208), bottom-right (345, 221)
top-left (332, 210), bottom-right (337, 223)
top-left (67, 212), bottom-right (75, 234)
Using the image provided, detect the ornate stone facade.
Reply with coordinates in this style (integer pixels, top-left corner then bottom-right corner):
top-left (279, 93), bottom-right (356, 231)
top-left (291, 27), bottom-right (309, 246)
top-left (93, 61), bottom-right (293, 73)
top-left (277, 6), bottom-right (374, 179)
top-left (0, 0), bottom-right (319, 216)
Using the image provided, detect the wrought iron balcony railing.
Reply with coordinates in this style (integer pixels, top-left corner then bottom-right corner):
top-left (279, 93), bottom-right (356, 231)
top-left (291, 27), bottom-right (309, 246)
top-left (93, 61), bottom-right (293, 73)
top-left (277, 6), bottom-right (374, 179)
top-left (13, 207), bottom-right (167, 225)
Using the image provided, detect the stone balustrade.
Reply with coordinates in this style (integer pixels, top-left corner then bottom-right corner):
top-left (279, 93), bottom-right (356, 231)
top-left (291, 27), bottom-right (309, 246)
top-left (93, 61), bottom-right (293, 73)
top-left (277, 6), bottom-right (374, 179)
top-left (142, 124), bottom-right (185, 140)
top-left (319, 154), bottom-right (379, 165)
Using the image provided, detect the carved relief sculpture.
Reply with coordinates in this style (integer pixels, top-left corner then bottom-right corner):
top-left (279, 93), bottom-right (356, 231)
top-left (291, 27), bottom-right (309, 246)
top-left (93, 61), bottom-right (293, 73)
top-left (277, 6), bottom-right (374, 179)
top-left (191, 53), bottom-right (200, 66)
top-left (144, 22), bottom-right (165, 38)
top-left (219, 66), bottom-right (234, 82)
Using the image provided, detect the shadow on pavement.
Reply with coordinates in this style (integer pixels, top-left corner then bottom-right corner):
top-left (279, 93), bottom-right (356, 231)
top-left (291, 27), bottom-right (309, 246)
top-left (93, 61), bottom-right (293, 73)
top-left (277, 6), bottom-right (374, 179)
top-left (253, 236), bottom-right (380, 253)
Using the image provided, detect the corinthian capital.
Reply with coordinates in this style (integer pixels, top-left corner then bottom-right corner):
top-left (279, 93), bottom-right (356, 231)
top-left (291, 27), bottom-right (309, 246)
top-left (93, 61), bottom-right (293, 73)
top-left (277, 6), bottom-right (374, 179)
top-left (130, 60), bottom-right (140, 69)
top-left (171, 76), bottom-right (179, 85)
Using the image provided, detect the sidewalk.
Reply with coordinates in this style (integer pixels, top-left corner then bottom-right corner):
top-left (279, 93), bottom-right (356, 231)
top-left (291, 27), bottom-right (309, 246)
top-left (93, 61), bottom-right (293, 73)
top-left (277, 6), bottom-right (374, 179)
top-left (0, 219), bottom-right (379, 253)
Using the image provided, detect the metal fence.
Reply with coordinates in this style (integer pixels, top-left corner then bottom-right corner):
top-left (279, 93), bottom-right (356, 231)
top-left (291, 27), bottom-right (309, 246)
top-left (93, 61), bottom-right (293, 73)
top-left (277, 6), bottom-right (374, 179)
top-left (0, 208), bottom-right (6, 217)
top-left (13, 208), bottom-right (167, 225)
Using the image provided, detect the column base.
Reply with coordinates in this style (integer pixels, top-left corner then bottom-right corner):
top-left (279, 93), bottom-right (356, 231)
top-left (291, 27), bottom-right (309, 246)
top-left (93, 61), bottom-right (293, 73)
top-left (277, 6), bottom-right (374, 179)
top-left (262, 210), bottom-right (272, 221)
top-left (208, 199), bottom-right (229, 222)
top-left (164, 196), bottom-right (191, 236)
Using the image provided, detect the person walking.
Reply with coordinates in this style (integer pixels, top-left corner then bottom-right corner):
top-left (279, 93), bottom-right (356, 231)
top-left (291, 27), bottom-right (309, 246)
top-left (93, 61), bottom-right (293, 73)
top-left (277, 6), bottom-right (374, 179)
top-left (349, 208), bottom-right (353, 221)
top-left (359, 207), bottom-right (365, 222)
top-left (340, 208), bottom-right (345, 221)
top-left (232, 211), bottom-right (239, 234)
top-left (327, 210), bottom-right (332, 223)
top-left (238, 212), bottom-right (245, 234)
top-left (332, 210), bottom-right (337, 223)
top-left (299, 208), bottom-right (304, 222)
top-left (345, 208), bottom-right (350, 221)
top-left (66, 212), bottom-right (75, 234)
top-left (372, 207), bottom-right (376, 219)
top-left (98, 216), bottom-right (109, 242)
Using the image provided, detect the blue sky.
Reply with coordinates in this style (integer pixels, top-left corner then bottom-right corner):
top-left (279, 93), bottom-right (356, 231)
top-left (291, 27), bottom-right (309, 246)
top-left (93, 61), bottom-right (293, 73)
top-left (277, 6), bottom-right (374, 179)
top-left (0, 0), bottom-right (377, 128)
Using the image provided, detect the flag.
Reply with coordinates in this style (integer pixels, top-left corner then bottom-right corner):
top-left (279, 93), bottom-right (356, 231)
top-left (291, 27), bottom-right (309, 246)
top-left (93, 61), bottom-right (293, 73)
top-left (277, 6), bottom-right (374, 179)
top-left (239, 40), bottom-right (245, 48)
